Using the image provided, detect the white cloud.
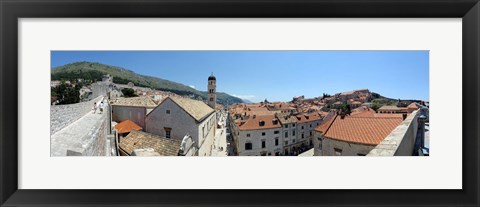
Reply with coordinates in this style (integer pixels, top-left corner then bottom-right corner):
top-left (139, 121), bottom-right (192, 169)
top-left (189, 85), bottom-right (195, 89)
top-left (232, 94), bottom-right (256, 99)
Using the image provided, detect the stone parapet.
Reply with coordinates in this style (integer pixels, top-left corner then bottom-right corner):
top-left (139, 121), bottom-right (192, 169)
top-left (50, 96), bottom-right (103, 135)
top-left (367, 110), bottom-right (419, 156)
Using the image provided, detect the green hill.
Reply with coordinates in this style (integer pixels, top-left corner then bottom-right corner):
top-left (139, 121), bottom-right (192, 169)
top-left (51, 61), bottom-right (243, 106)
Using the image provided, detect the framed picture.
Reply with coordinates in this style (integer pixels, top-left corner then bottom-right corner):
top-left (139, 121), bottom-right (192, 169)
top-left (1, 0), bottom-right (479, 206)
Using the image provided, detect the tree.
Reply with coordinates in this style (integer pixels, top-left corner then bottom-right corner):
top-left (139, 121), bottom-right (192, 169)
top-left (122, 88), bottom-right (137, 97)
top-left (52, 82), bottom-right (81, 105)
top-left (371, 103), bottom-right (381, 112)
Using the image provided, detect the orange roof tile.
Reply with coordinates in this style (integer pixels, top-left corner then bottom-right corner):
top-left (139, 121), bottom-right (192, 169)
top-left (317, 115), bottom-right (403, 145)
top-left (238, 114), bottom-right (281, 131)
top-left (407, 102), bottom-right (419, 109)
top-left (296, 113), bottom-right (323, 123)
top-left (315, 114), bottom-right (337, 133)
top-left (115, 119), bottom-right (143, 134)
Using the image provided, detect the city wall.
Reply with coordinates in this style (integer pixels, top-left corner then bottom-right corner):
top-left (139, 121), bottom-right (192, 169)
top-left (50, 96), bottom-right (103, 135)
top-left (367, 110), bottom-right (419, 156)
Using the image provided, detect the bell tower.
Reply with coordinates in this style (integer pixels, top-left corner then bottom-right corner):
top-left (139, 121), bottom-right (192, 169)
top-left (208, 73), bottom-right (216, 109)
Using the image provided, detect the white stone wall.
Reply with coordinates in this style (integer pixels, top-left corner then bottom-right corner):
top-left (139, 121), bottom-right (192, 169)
top-left (53, 101), bottom-right (112, 156)
top-left (111, 105), bottom-right (147, 129)
top-left (50, 96), bottom-right (103, 135)
top-left (145, 98), bottom-right (216, 156)
top-left (197, 112), bottom-right (216, 156)
top-left (316, 133), bottom-right (375, 156)
top-left (237, 128), bottom-right (282, 156)
top-left (281, 123), bottom-right (297, 153)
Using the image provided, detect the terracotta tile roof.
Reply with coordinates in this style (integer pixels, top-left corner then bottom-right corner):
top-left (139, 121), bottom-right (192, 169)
top-left (276, 113), bottom-right (298, 124)
top-left (112, 97), bottom-right (157, 108)
top-left (119, 130), bottom-right (181, 156)
top-left (238, 114), bottom-right (281, 131)
top-left (315, 114), bottom-right (337, 133)
top-left (407, 102), bottom-right (419, 109)
top-left (115, 119), bottom-right (143, 134)
top-left (167, 96), bottom-right (215, 122)
top-left (378, 105), bottom-right (401, 111)
top-left (351, 108), bottom-right (403, 118)
top-left (315, 115), bottom-right (402, 145)
top-left (296, 113), bottom-right (323, 123)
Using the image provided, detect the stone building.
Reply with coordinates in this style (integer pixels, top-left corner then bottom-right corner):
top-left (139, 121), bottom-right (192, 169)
top-left (232, 114), bottom-right (283, 156)
top-left (109, 89), bottom-right (122, 99)
top-left (111, 96), bottom-right (157, 129)
top-left (292, 113), bottom-right (323, 153)
top-left (313, 111), bottom-right (403, 156)
top-left (208, 73), bottom-right (216, 109)
top-left (145, 96), bottom-right (216, 156)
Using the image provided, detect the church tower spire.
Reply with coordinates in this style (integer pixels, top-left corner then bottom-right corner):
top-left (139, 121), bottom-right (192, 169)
top-left (208, 73), bottom-right (216, 109)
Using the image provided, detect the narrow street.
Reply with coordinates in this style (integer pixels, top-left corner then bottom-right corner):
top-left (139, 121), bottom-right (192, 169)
top-left (211, 111), bottom-right (228, 156)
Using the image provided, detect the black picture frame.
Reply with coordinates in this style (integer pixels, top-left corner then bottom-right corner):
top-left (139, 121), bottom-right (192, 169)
top-left (1, 0), bottom-right (479, 206)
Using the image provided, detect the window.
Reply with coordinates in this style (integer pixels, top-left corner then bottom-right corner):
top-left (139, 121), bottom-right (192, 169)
top-left (246, 133), bottom-right (250, 137)
top-left (262, 132), bottom-right (266, 136)
top-left (301, 126), bottom-right (304, 129)
top-left (262, 140), bottom-right (266, 148)
top-left (292, 123), bottom-right (296, 127)
top-left (334, 148), bottom-right (343, 156)
top-left (292, 130), bottom-right (295, 136)
top-left (285, 141), bottom-right (288, 145)
top-left (164, 127), bottom-right (172, 139)
top-left (274, 130), bottom-right (279, 134)
top-left (293, 139), bottom-right (296, 143)
top-left (284, 125), bottom-right (288, 128)
top-left (357, 153), bottom-right (366, 156)
top-left (275, 152), bottom-right (280, 156)
top-left (284, 132), bottom-right (288, 138)
top-left (166, 110), bottom-right (170, 114)
top-left (317, 123), bottom-right (319, 126)
top-left (210, 98), bottom-right (213, 101)
top-left (301, 133), bottom-right (304, 139)
top-left (275, 138), bottom-right (279, 146)
top-left (245, 143), bottom-right (252, 150)
top-left (318, 140), bottom-right (323, 149)
top-left (310, 131), bottom-right (313, 136)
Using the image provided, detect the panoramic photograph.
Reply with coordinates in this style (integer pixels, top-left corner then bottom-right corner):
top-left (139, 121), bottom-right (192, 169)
top-left (50, 51), bottom-right (429, 157)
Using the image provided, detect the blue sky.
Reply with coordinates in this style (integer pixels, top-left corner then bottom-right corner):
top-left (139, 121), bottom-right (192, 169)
top-left (51, 51), bottom-right (429, 102)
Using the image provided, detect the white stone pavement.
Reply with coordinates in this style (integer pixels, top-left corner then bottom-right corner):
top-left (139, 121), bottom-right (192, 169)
top-left (50, 96), bottom-right (109, 156)
top-left (211, 111), bottom-right (228, 156)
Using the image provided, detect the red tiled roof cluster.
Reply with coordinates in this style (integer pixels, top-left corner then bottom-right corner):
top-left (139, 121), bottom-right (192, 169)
top-left (315, 113), bottom-right (403, 145)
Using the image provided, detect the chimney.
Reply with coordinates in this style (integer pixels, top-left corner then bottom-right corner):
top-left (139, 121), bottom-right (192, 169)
top-left (402, 113), bottom-right (407, 120)
top-left (340, 114), bottom-right (346, 119)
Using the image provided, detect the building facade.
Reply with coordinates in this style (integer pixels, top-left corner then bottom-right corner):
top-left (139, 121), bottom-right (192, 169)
top-left (145, 96), bottom-right (216, 156)
top-left (231, 114), bottom-right (282, 156)
top-left (111, 97), bottom-right (157, 129)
